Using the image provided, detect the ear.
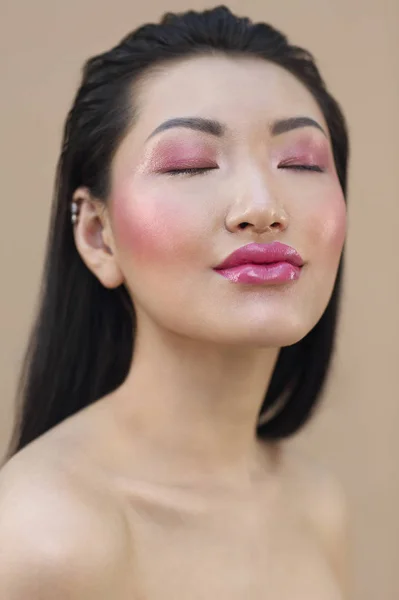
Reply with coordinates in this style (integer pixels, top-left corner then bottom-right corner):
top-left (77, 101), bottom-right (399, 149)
top-left (71, 187), bottom-right (124, 289)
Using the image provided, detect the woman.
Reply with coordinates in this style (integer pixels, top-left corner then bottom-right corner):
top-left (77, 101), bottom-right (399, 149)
top-left (0, 5), bottom-right (349, 599)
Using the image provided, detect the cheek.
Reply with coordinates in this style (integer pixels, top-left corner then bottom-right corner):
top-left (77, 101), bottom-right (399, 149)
top-left (305, 188), bottom-right (347, 260)
top-left (111, 186), bottom-right (200, 267)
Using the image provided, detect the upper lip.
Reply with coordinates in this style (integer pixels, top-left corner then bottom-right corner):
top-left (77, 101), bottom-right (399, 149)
top-left (214, 241), bottom-right (304, 269)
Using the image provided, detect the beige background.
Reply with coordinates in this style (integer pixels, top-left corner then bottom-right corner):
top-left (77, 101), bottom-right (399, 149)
top-left (0, 1), bottom-right (398, 598)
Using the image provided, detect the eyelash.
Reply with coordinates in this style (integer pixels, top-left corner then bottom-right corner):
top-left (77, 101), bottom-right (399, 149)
top-left (164, 167), bottom-right (215, 176)
top-left (164, 164), bottom-right (324, 176)
top-left (280, 164), bottom-right (324, 173)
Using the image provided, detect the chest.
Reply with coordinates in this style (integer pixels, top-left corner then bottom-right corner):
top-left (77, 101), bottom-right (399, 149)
top-left (119, 489), bottom-right (342, 600)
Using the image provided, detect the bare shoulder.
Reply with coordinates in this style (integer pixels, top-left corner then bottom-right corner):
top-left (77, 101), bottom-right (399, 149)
top-left (0, 437), bottom-right (132, 599)
top-left (280, 447), bottom-right (350, 591)
top-left (282, 449), bottom-right (348, 528)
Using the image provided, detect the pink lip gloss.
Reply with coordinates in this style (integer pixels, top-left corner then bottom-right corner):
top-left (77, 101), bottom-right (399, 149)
top-left (215, 262), bottom-right (302, 284)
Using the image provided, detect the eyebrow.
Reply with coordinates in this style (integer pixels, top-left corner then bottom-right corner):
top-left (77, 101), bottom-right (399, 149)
top-left (146, 117), bottom-right (225, 141)
top-left (271, 116), bottom-right (327, 137)
top-left (145, 115), bottom-right (327, 142)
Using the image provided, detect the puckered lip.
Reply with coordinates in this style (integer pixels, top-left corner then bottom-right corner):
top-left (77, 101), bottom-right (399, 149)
top-left (213, 241), bottom-right (304, 270)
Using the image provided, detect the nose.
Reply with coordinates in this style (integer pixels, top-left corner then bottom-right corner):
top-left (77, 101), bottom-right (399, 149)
top-left (225, 167), bottom-right (289, 235)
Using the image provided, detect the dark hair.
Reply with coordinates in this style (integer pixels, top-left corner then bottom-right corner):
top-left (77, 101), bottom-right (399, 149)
top-left (5, 5), bottom-right (349, 460)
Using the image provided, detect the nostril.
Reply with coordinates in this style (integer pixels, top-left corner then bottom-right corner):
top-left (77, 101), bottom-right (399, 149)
top-left (237, 221), bottom-right (282, 231)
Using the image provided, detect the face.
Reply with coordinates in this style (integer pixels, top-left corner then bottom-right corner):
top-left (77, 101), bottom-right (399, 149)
top-left (107, 54), bottom-right (346, 348)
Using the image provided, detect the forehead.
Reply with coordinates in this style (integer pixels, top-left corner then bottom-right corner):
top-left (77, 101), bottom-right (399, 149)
top-left (132, 53), bottom-right (327, 138)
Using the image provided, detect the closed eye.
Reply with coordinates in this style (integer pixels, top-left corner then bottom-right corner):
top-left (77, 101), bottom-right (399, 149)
top-left (279, 164), bottom-right (324, 173)
top-left (164, 164), bottom-right (323, 176)
top-left (164, 167), bottom-right (217, 176)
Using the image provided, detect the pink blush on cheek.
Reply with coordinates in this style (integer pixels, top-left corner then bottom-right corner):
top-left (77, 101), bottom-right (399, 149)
top-left (111, 189), bottom-right (193, 265)
top-left (307, 191), bottom-right (347, 256)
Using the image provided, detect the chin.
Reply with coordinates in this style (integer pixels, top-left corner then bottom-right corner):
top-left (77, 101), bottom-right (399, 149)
top-left (235, 326), bottom-right (310, 348)
top-left (154, 299), bottom-right (325, 349)
top-left (236, 307), bottom-right (318, 345)
top-left (187, 317), bottom-right (315, 349)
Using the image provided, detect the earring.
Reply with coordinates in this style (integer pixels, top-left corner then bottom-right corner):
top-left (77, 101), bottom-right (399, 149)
top-left (71, 201), bottom-right (80, 225)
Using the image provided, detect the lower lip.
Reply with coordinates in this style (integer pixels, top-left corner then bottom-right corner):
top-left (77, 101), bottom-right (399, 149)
top-left (214, 262), bottom-right (302, 284)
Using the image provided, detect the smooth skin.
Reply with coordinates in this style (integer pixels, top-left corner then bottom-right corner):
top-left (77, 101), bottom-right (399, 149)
top-left (0, 54), bottom-right (349, 599)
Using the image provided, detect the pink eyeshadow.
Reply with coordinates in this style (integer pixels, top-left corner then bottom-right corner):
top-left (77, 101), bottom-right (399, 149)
top-left (145, 139), bottom-right (216, 172)
top-left (273, 138), bottom-right (332, 169)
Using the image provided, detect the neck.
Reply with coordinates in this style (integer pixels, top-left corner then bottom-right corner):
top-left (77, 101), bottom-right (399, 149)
top-left (112, 318), bottom-right (281, 487)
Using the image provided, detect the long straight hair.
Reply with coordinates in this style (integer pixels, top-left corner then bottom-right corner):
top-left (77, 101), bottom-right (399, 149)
top-left (5, 5), bottom-right (349, 460)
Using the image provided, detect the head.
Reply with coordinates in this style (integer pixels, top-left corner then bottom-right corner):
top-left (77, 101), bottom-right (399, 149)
top-left (7, 5), bottom-right (349, 459)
